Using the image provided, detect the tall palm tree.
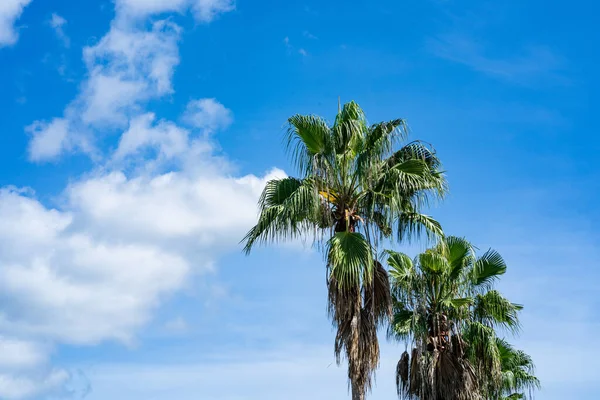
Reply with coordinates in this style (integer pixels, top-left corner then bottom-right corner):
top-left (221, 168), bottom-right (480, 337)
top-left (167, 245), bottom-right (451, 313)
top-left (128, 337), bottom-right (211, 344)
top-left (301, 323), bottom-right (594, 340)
top-left (388, 236), bottom-right (536, 400)
top-left (242, 101), bottom-right (447, 400)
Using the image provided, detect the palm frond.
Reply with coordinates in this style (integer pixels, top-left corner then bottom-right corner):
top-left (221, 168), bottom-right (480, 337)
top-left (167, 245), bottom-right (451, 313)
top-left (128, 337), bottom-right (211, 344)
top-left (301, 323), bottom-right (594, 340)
top-left (496, 338), bottom-right (540, 399)
top-left (387, 251), bottom-right (414, 277)
top-left (367, 261), bottom-right (393, 326)
top-left (242, 178), bottom-right (319, 253)
top-left (464, 321), bottom-right (502, 387)
top-left (332, 101), bottom-right (368, 155)
top-left (448, 297), bottom-right (474, 308)
top-left (286, 114), bottom-right (334, 175)
top-left (473, 290), bottom-right (522, 333)
top-left (389, 306), bottom-right (415, 341)
top-left (360, 119), bottom-right (407, 167)
top-left (419, 250), bottom-right (450, 274)
top-left (396, 212), bottom-right (444, 243)
top-left (396, 350), bottom-right (410, 397)
top-left (444, 236), bottom-right (476, 280)
top-left (258, 177), bottom-right (306, 208)
top-left (472, 249), bottom-right (507, 290)
top-left (327, 231), bottom-right (374, 287)
top-left (384, 141), bottom-right (448, 199)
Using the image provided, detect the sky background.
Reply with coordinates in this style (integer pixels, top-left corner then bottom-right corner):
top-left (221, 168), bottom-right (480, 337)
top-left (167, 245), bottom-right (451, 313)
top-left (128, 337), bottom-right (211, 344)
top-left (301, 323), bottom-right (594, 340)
top-left (0, 0), bottom-right (598, 399)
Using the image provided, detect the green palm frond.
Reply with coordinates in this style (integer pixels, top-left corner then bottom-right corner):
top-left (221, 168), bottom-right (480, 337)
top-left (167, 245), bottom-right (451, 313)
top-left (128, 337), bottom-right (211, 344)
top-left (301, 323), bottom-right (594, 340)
top-left (390, 307), bottom-right (415, 340)
top-left (242, 178), bottom-right (319, 253)
top-left (418, 250), bottom-right (450, 274)
top-left (472, 249), bottom-right (507, 290)
top-left (396, 212), bottom-right (444, 242)
top-left (496, 338), bottom-right (540, 399)
top-left (327, 231), bottom-right (374, 287)
top-left (360, 119), bottom-right (407, 165)
top-left (333, 101), bottom-right (367, 151)
top-left (372, 210), bottom-right (393, 238)
top-left (258, 177), bottom-right (306, 208)
top-left (286, 114), bottom-right (334, 176)
top-left (473, 291), bottom-right (523, 333)
top-left (385, 141), bottom-right (447, 198)
top-left (464, 321), bottom-right (502, 379)
top-left (444, 236), bottom-right (476, 279)
top-left (448, 297), bottom-right (475, 308)
top-left (386, 251), bottom-right (415, 290)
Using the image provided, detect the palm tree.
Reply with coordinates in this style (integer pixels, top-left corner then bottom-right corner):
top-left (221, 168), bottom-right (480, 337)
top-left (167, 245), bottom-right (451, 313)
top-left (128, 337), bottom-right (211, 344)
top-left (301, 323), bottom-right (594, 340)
top-left (242, 101), bottom-right (447, 400)
top-left (388, 236), bottom-right (537, 400)
top-left (493, 338), bottom-right (540, 400)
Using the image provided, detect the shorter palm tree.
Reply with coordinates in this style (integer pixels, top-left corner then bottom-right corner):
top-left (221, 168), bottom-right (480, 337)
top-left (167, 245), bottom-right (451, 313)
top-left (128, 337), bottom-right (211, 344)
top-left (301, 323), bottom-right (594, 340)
top-left (494, 338), bottom-right (540, 400)
top-left (387, 236), bottom-right (538, 400)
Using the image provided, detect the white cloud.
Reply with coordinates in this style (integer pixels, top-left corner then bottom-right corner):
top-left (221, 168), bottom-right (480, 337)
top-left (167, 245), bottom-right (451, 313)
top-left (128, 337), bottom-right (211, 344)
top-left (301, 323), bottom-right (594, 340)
top-left (49, 13), bottom-right (66, 29)
top-left (116, 0), bottom-right (235, 22)
top-left (191, 0), bottom-right (235, 23)
top-left (27, 0), bottom-right (234, 162)
top-left (0, 117), bottom-right (286, 394)
top-left (0, 147), bottom-right (284, 397)
top-left (0, 337), bottom-right (70, 400)
top-left (49, 13), bottom-right (69, 47)
top-left (182, 98), bottom-right (233, 132)
top-left (116, 0), bottom-right (189, 18)
top-left (114, 113), bottom-right (190, 161)
top-left (0, 338), bottom-right (47, 371)
top-left (27, 20), bottom-right (181, 161)
top-left (0, 369), bottom-right (68, 400)
top-left (25, 118), bottom-right (71, 162)
top-left (12, 1), bottom-right (248, 397)
top-left (66, 166), bottom-right (285, 248)
top-left (80, 20), bottom-right (181, 127)
top-left (0, 0), bottom-right (31, 47)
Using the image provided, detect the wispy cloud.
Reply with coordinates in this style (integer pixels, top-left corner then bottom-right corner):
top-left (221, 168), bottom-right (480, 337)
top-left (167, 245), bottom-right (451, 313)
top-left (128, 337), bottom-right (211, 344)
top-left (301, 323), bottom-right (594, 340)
top-left (49, 13), bottom-right (70, 47)
top-left (77, 343), bottom-right (400, 400)
top-left (283, 36), bottom-right (307, 58)
top-left (302, 30), bottom-right (317, 40)
top-left (164, 317), bottom-right (189, 334)
top-left (428, 33), bottom-right (567, 85)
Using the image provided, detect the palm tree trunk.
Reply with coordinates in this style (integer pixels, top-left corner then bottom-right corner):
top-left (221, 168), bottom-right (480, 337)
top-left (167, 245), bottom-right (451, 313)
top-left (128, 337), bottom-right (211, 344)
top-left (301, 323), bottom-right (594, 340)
top-left (350, 290), bottom-right (365, 400)
top-left (351, 381), bottom-right (365, 400)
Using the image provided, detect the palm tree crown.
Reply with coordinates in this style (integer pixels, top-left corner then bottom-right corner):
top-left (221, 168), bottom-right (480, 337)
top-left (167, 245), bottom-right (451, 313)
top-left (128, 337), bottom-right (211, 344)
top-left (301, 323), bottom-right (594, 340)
top-left (388, 236), bottom-right (538, 400)
top-left (243, 101), bottom-right (447, 400)
top-left (495, 338), bottom-right (540, 400)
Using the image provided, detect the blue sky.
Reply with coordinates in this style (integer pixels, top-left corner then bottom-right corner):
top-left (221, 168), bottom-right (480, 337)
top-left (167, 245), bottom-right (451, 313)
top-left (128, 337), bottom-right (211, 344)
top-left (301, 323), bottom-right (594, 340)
top-left (0, 0), bottom-right (597, 398)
